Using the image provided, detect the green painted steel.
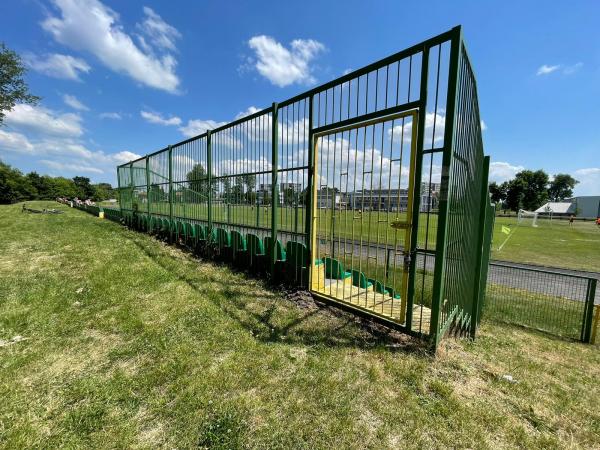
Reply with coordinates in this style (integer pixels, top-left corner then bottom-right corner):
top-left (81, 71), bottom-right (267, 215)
top-left (114, 26), bottom-right (494, 350)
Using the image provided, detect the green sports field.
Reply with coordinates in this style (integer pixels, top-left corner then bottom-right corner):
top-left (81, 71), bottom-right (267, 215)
top-left (490, 216), bottom-right (600, 272)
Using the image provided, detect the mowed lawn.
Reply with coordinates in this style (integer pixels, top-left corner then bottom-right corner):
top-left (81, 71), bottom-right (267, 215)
top-left (1, 202), bottom-right (599, 449)
top-left (490, 216), bottom-right (600, 272)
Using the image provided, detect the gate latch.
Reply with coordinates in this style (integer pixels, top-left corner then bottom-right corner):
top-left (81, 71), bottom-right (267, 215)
top-left (403, 251), bottom-right (412, 270)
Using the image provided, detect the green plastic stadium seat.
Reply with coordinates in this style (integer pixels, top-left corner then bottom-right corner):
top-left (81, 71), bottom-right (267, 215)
top-left (230, 230), bottom-right (247, 262)
top-left (286, 241), bottom-right (310, 284)
top-left (246, 233), bottom-right (265, 269)
top-left (351, 269), bottom-right (373, 289)
top-left (324, 257), bottom-right (352, 280)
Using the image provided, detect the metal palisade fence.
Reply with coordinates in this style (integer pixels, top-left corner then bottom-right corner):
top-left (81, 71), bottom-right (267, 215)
top-left (112, 26), bottom-right (494, 350)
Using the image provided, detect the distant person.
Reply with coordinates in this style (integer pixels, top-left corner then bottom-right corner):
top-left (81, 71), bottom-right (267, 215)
top-left (569, 214), bottom-right (575, 227)
top-left (596, 217), bottom-right (600, 228)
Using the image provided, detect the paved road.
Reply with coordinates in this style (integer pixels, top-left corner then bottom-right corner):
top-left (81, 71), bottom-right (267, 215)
top-left (317, 238), bottom-right (599, 303)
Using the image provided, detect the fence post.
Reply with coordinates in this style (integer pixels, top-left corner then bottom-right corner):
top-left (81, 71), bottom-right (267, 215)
top-left (207, 131), bottom-right (212, 235)
top-left (469, 155), bottom-right (490, 338)
top-left (582, 278), bottom-right (597, 343)
top-left (270, 102), bottom-right (279, 277)
top-left (116, 166), bottom-right (122, 216)
top-left (591, 304), bottom-right (600, 345)
top-left (168, 144), bottom-right (173, 241)
top-left (429, 26), bottom-right (462, 349)
top-left (145, 156), bottom-right (151, 227)
top-left (305, 95), bottom-right (314, 290)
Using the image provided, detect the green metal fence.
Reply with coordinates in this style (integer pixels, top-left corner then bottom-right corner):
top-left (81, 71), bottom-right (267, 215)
top-left (115, 26), bottom-right (493, 350)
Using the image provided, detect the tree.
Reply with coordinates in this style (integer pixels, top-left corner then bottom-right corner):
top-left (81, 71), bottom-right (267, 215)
top-left (283, 186), bottom-right (297, 206)
top-left (489, 181), bottom-right (507, 205)
top-left (504, 178), bottom-right (525, 212)
top-left (73, 176), bottom-right (94, 198)
top-left (92, 182), bottom-right (115, 201)
top-left (186, 164), bottom-right (208, 201)
top-left (504, 170), bottom-right (549, 212)
top-left (0, 161), bottom-right (37, 203)
top-left (0, 43), bottom-right (40, 125)
top-left (548, 174), bottom-right (578, 201)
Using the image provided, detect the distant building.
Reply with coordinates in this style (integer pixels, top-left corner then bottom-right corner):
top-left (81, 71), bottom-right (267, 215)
top-left (534, 202), bottom-right (576, 216)
top-left (257, 182), bottom-right (302, 205)
top-left (345, 187), bottom-right (438, 212)
top-left (566, 196), bottom-right (600, 218)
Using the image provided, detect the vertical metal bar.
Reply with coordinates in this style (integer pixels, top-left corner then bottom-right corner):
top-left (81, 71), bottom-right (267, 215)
top-left (469, 155), bottom-right (490, 338)
top-left (429, 26), bottom-right (462, 348)
top-left (305, 96), bottom-right (314, 289)
top-left (405, 46), bottom-right (430, 331)
top-left (116, 166), bottom-right (122, 215)
top-left (168, 144), bottom-right (173, 240)
top-left (207, 131), bottom-right (212, 235)
top-left (145, 156), bottom-right (151, 227)
top-left (582, 278), bottom-right (597, 343)
top-left (271, 102), bottom-right (279, 277)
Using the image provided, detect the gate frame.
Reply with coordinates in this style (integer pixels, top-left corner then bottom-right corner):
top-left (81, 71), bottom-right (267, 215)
top-left (308, 109), bottom-right (419, 326)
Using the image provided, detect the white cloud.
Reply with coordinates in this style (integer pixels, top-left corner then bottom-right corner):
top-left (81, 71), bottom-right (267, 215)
top-left (4, 104), bottom-right (83, 137)
top-left (536, 63), bottom-right (583, 76)
top-left (563, 62), bottom-right (583, 75)
top-left (42, 0), bottom-right (180, 93)
top-left (63, 94), bottom-right (89, 111)
top-left (111, 150), bottom-right (142, 164)
top-left (24, 53), bottom-right (90, 80)
top-left (40, 159), bottom-right (104, 174)
top-left (536, 64), bottom-right (560, 76)
top-left (489, 162), bottom-right (525, 183)
top-left (235, 106), bottom-right (261, 120)
top-left (137, 7), bottom-right (181, 52)
top-left (0, 130), bottom-right (35, 153)
top-left (99, 112), bottom-right (122, 120)
top-left (246, 35), bottom-right (325, 87)
top-left (481, 120), bottom-right (487, 131)
top-left (574, 168), bottom-right (600, 196)
top-left (140, 110), bottom-right (181, 126)
top-left (390, 112), bottom-right (445, 147)
top-left (179, 119), bottom-right (226, 138)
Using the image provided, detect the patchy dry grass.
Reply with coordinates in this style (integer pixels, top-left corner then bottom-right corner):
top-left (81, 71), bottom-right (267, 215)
top-left (0, 201), bottom-right (599, 449)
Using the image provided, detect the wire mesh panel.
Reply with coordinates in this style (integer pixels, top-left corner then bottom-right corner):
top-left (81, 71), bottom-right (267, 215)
top-left (172, 136), bottom-right (208, 224)
top-left (484, 263), bottom-right (595, 341)
top-left (148, 150), bottom-right (170, 218)
top-left (431, 34), bottom-right (488, 343)
top-left (210, 111), bottom-right (273, 240)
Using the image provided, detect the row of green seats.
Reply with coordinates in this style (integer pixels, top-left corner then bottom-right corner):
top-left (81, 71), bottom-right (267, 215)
top-left (321, 256), bottom-right (401, 300)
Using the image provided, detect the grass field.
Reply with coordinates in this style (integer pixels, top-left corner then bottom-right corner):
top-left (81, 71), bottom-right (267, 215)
top-left (1, 201), bottom-right (599, 448)
top-left (490, 216), bottom-right (600, 272)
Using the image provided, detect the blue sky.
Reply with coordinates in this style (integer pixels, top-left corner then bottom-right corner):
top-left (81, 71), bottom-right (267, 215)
top-left (1, 0), bottom-right (598, 195)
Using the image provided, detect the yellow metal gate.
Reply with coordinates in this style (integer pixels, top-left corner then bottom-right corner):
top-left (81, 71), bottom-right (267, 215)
top-left (310, 110), bottom-right (422, 326)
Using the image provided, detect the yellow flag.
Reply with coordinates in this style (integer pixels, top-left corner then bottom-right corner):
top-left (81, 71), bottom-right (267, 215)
top-left (501, 225), bottom-right (511, 235)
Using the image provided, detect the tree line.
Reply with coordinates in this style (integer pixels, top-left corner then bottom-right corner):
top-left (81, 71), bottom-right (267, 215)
top-left (0, 160), bottom-right (116, 204)
top-left (489, 170), bottom-right (578, 212)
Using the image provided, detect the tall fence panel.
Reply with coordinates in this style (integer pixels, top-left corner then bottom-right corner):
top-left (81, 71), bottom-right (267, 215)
top-left (115, 26), bottom-right (492, 350)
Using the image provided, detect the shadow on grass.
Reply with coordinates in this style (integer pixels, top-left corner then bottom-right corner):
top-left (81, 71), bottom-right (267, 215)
top-left (128, 231), bottom-right (429, 355)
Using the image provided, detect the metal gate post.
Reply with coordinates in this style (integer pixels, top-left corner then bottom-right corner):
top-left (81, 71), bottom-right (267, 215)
top-left (429, 26), bottom-right (462, 348)
top-left (207, 130), bottom-right (212, 235)
top-left (582, 278), bottom-right (597, 343)
top-left (305, 95), bottom-right (314, 289)
top-left (168, 144), bottom-right (173, 241)
top-left (405, 44), bottom-right (430, 331)
top-left (145, 156), bottom-right (151, 228)
top-left (270, 102), bottom-right (279, 277)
